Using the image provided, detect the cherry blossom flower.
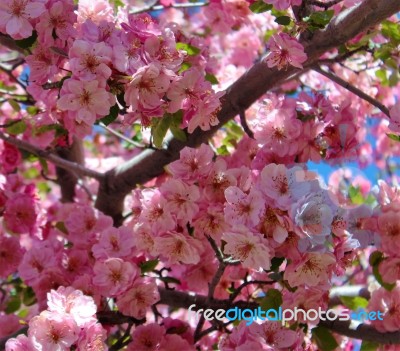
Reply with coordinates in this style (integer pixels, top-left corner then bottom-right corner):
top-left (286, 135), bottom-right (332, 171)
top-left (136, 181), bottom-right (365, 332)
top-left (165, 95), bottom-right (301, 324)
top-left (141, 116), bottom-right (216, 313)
top-left (249, 321), bottom-right (297, 348)
top-left (0, 0), bottom-right (45, 39)
top-left (368, 286), bottom-right (400, 332)
top-left (92, 226), bottom-right (135, 260)
top-left (224, 186), bottom-right (264, 227)
top-left (155, 231), bottom-right (201, 265)
top-left (377, 209), bottom-right (400, 257)
top-left (264, 33), bottom-right (307, 70)
top-left (0, 235), bottom-right (24, 278)
top-left (167, 144), bottom-right (214, 182)
top-left (223, 226), bottom-right (272, 271)
top-left (160, 179), bottom-right (200, 221)
top-left (76, 322), bottom-right (108, 351)
top-left (93, 258), bottom-right (137, 296)
top-left (127, 323), bottom-right (165, 351)
top-left (388, 102), bottom-right (400, 133)
top-left (4, 193), bottom-right (38, 234)
top-left (57, 79), bottom-right (115, 126)
top-left (0, 313), bottom-right (20, 338)
top-left (285, 253), bottom-right (336, 287)
top-left (29, 311), bottom-right (79, 351)
top-left (69, 40), bottom-right (113, 82)
top-left (263, 0), bottom-right (302, 10)
top-left (1, 142), bottom-right (21, 173)
top-left (5, 334), bottom-right (34, 351)
top-left (124, 63), bottom-right (170, 112)
top-left (116, 279), bottom-right (160, 319)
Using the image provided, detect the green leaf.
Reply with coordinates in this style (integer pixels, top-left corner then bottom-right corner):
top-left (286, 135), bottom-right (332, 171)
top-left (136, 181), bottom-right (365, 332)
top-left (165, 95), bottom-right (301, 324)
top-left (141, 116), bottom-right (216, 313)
top-left (348, 185), bottom-right (364, 205)
top-left (55, 221), bottom-right (68, 234)
top-left (369, 251), bottom-right (383, 266)
top-left (178, 61), bottom-right (192, 74)
top-left (360, 341), bottom-right (380, 351)
top-left (382, 20), bottom-right (400, 43)
top-left (6, 120), bottom-right (27, 135)
top-left (340, 296), bottom-right (369, 310)
top-left (375, 68), bottom-right (388, 85)
top-left (140, 259), bottom-right (159, 274)
top-left (39, 158), bottom-right (49, 175)
top-left (169, 110), bottom-right (187, 142)
top-left (15, 31), bottom-right (38, 49)
top-left (275, 16), bottom-right (291, 25)
top-left (22, 287), bottom-right (36, 306)
top-left (216, 145), bottom-right (230, 156)
top-left (387, 133), bottom-right (400, 142)
top-left (309, 10), bottom-right (335, 26)
top-left (312, 326), bottom-right (339, 351)
top-left (249, 0), bottom-right (272, 13)
top-left (152, 115), bottom-right (172, 148)
top-left (98, 104), bottom-right (119, 126)
top-left (205, 73), bottom-right (219, 85)
top-left (369, 252), bottom-right (396, 291)
top-left (176, 42), bottom-right (201, 56)
top-left (23, 167), bottom-right (40, 179)
top-left (8, 99), bottom-right (21, 112)
top-left (26, 106), bottom-right (39, 115)
top-left (259, 289), bottom-right (282, 311)
top-left (6, 296), bottom-right (21, 314)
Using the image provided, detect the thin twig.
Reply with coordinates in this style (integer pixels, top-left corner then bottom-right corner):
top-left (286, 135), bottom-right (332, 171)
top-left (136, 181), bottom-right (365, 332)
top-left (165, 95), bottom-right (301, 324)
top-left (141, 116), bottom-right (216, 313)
top-left (0, 130), bottom-right (105, 181)
top-left (229, 280), bottom-right (274, 303)
top-left (318, 46), bottom-right (369, 65)
top-left (239, 111), bottom-right (254, 139)
top-left (109, 321), bottom-right (134, 351)
top-left (99, 122), bottom-right (146, 148)
top-left (313, 66), bottom-right (391, 118)
top-left (308, 0), bottom-right (343, 9)
top-left (205, 235), bottom-right (224, 263)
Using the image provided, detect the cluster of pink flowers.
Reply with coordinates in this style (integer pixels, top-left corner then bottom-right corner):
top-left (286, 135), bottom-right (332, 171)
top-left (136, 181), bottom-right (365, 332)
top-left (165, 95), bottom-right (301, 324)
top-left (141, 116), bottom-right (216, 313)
top-left (6, 286), bottom-right (107, 351)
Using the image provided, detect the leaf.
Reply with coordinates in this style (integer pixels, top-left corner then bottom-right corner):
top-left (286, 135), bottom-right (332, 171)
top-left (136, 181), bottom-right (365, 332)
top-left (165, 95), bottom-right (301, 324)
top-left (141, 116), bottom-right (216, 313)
top-left (249, 0), bottom-right (272, 13)
top-left (39, 158), bottom-right (49, 175)
top-left (170, 110), bottom-right (186, 142)
top-left (340, 296), bottom-right (369, 310)
top-left (348, 185), bottom-right (364, 205)
top-left (8, 99), bottom-right (21, 112)
top-left (6, 120), bottom-right (27, 135)
top-left (6, 296), bottom-right (21, 314)
top-left (152, 115), bottom-right (172, 148)
top-left (140, 259), bottom-right (159, 274)
top-left (55, 221), bottom-right (68, 234)
top-left (259, 289), bottom-right (282, 311)
top-left (275, 16), bottom-right (291, 25)
top-left (369, 251), bottom-right (396, 291)
top-left (312, 326), bottom-right (339, 351)
top-left (178, 61), bottom-right (192, 74)
top-left (26, 106), bottom-right (39, 115)
top-left (369, 251), bottom-right (383, 266)
top-left (176, 42), bottom-right (201, 56)
top-left (309, 10), bottom-right (334, 26)
top-left (22, 287), bottom-right (36, 306)
top-left (98, 104), bottom-right (119, 126)
top-left (360, 341), bottom-right (380, 351)
top-left (387, 133), bottom-right (400, 142)
top-left (15, 31), bottom-right (38, 49)
top-left (382, 20), bottom-right (400, 43)
top-left (205, 73), bottom-right (219, 85)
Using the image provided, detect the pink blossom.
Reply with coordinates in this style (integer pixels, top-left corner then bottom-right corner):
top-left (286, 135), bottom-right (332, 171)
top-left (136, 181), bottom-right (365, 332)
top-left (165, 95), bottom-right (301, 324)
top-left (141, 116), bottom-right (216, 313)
top-left (116, 279), bottom-right (160, 319)
top-left (77, 0), bottom-right (114, 24)
top-left (167, 144), bottom-right (214, 182)
top-left (265, 33), bottom-right (307, 70)
top-left (69, 40), bottom-right (112, 81)
top-left (92, 226), bottom-right (135, 260)
top-left (160, 179), bottom-right (200, 221)
top-left (133, 224), bottom-right (158, 256)
top-left (29, 311), bottom-right (79, 351)
top-left (76, 322), bottom-right (108, 351)
top-left (285, 253), bottom-right (336, 287)
top-left (1, 142), bottom-right (21, 173)
top-left (159, 334), bottom-right (196, 351)
top-left (4, 194), bottom-right (38, 234)
top-left (223, 226), bottom-right (272, 271)
top-left (388, 102), bottom-right (400, 133)
top-left (224, 186), bottom-right (264, 227)
top-left (0, 235), bottom-right (24, 278)
top-left (124, 63), bottom-right (170, 112)
top-left (0, 0), bottom-right (45, 39)
top-left (379, 257), bottom-right (400, 284)
top-left (368, 286), bottom-right (400, 332)
top-left (0, 313), bottom-right (21, 338)
top-left (57, 79), bottom-right (115, 125)
top-left (47, 286), bottom-right (97, 327)
top-left (127, 323), bottom-right (165, 351)
top-left (5, 334), bottom-right (34, 351)
top-left (250, 321), bottom-right (297, 348)
top-left (263, 0), bottom-right (302, 10)
top-left (93, 258), bottom-right (137, 296)
top-left (377, 209), bottom-right (400, 257)
top-left (154, 231), bottom-right (201, 265)
top-left (25, 45), bottom-right (60, 84)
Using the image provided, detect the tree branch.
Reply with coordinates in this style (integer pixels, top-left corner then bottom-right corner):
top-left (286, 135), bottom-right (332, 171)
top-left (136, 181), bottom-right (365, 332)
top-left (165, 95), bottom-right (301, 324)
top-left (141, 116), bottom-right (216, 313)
top-left (0, 131), bottom-right (104, 181)
top-left (95, 0), bottom-right (400, 224)
top-left (313, 66), bottom-right (391, 117)
top-left (131, 1), bottom-right (209, 14)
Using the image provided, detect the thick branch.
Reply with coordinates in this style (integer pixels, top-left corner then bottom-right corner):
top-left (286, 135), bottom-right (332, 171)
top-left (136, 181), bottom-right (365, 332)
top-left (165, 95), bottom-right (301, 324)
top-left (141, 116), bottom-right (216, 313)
top-left (95, 0), bottom-right (400, 224)
top-left (0, 131), bottom-right (104, 181)
top-left (314, 66), bottom-right (391, 117)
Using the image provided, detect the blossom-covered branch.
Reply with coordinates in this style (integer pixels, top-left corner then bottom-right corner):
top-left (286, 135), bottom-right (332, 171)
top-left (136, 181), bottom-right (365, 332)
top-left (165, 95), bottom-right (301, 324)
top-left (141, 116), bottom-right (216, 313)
top-left (0, 131), bottom-right (104, 181)
top-left (95, 0), bottom-right (400, 224)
